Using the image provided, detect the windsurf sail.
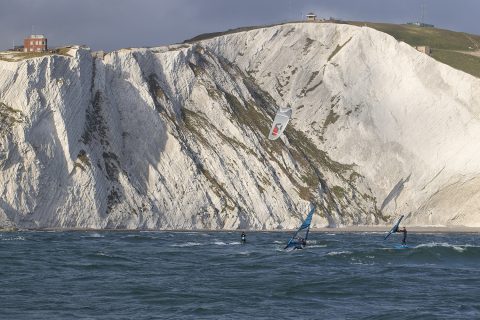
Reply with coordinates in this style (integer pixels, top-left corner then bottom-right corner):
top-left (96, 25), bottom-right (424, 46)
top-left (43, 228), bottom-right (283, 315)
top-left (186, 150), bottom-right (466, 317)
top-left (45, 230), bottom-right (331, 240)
top-left (268, 106), bottom-right (292, 140)
top-left (384, 215), bottom-right (404, 240)
top-left (284, 206), bottom-right (316, 250)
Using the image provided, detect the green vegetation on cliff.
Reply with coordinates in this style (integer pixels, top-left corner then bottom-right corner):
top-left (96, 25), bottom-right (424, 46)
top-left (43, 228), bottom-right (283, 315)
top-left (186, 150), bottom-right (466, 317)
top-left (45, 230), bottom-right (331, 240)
top-left (348, 21), bottom-right (480, 78)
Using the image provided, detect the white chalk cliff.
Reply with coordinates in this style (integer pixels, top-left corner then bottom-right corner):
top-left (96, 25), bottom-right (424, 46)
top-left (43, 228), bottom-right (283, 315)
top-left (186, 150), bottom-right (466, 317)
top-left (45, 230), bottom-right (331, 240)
top-left (1, 22), bottom-right (480, 229)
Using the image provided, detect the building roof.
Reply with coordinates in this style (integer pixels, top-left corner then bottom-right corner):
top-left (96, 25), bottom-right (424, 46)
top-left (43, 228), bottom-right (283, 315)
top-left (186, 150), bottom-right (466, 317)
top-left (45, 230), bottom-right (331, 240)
top-left (306, 13), bottom-right (316, 16)
top-left (27, 34), bottom-right (46, 39)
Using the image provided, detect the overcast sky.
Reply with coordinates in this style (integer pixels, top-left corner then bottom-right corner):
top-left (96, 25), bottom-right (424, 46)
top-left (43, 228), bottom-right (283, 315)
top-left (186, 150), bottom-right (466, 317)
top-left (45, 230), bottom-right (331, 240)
top-left (1, 0), bottom-right (479, 52)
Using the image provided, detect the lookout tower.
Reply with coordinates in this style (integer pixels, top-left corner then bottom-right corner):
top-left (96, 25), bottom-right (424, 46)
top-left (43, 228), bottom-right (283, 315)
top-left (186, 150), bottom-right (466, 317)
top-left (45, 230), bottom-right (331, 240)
top-left (306, 13), bottom-right (317, 22)
top-left (24, 35), bottom-right (47, 52)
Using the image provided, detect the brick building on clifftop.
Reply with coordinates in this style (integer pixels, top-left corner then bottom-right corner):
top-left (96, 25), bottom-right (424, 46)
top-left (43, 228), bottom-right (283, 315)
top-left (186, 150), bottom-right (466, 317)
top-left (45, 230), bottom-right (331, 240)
top-left (24, 34), bottom-right (47, 52)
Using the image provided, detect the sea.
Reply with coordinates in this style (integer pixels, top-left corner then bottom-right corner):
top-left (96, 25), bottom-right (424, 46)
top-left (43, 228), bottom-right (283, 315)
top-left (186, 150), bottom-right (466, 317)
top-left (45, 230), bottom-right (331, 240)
top-left (1, 231), bottom-right (479, 319)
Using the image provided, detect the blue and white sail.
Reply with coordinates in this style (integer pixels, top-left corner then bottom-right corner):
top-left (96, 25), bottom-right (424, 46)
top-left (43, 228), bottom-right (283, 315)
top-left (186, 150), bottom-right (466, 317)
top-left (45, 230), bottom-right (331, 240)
top-left (384, 215), bottom-right (404, 240)
top-left (284, 206), bottom-right (316, 250)
top-left (268, 106), bottom-right (292, 140)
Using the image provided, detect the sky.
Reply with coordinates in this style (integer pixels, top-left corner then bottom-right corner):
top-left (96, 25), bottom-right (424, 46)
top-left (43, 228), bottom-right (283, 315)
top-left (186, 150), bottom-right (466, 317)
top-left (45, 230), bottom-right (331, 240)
top-left (1, 0), bottom-right (479, 52)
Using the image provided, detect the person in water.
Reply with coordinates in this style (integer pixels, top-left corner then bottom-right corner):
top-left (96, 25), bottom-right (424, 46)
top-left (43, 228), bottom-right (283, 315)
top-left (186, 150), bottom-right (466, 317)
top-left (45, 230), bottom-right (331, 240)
top-left (295, 237), bottom-right (307, 246)
top-left (241, 232), bottom-right (246, 243)
top-left (399, 227), bottom-right (407, 245)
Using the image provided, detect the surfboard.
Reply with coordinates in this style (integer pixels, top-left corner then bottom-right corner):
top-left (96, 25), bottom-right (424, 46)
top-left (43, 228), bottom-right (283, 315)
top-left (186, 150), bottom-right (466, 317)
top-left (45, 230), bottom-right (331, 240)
top-left (394, 244), bottom-right (409, 249)
top-left (384, 215), bottom-right (404, 240)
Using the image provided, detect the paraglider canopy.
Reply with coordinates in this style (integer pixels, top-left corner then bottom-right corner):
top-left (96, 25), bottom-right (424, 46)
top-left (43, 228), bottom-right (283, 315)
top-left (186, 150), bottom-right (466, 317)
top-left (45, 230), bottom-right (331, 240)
top-left (268, 106), bottom-right (292, 140)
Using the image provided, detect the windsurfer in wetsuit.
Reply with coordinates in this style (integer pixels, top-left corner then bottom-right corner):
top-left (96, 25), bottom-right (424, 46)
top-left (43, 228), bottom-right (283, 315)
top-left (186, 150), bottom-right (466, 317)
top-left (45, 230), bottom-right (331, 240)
top-left (399, 227), bottom-right (407, 245)
top-left (295, 237), bottom-right (306, 247)
top-left (241, 232), bottom-right (246, 243)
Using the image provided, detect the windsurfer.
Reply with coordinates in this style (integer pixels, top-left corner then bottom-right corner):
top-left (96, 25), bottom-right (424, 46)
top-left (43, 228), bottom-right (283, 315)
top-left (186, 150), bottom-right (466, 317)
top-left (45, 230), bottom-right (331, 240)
top-left (295, 236), bottom-right (306, 246)
top-left (284, 206), bottom-right (315, 250)
top-left (398, 227), bottom-right (407, 245)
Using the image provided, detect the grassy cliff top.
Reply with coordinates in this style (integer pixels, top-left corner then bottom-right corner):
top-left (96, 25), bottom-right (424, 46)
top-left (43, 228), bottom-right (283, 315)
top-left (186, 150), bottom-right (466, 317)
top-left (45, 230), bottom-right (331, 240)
top-left (346, 21), bottom-right (480, 78)
top-left (348, 21), bottom-right (480, 51)
top-left (0, 47), bottom-right (73, 62)
top-left (186, 20), bottom-right (480, 79)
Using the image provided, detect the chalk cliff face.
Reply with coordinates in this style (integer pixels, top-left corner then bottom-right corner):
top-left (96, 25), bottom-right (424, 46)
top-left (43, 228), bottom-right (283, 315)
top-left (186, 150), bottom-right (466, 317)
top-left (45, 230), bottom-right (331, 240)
top-left (1, 23), bottom-right (480, 229)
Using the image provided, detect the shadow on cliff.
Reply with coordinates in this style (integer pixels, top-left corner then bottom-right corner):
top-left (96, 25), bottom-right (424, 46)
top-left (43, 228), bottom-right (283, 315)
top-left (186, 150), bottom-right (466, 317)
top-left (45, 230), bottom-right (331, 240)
top-left (380, 174), bottom-right (411, 212)
top-left (99, 53), bottom-right (170, 215)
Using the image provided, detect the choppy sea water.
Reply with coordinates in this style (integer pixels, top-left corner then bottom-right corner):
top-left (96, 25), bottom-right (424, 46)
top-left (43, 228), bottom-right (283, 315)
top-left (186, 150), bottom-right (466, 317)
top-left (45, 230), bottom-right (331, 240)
top-left (1, 231), bottom-right (479, 319)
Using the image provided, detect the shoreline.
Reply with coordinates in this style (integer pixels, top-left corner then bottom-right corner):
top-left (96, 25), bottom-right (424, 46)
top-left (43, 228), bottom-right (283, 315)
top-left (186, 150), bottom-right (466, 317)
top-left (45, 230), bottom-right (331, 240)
top-left (309, 226), bottom-right (480, 233)
top-left (1, 226), bottom-right (480, 233)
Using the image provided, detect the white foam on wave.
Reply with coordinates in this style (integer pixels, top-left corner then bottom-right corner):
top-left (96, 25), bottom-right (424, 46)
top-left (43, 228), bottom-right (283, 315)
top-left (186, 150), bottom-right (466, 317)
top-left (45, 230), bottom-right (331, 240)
top-left (326, 250), bottom-right (352, 256)
top-left (0, 236), bottom-right (26, 241)
top-left (462, 244), bottom-right (480, 248)
top-left (95, 251), bottom-right (112, 257)
top-left (170, 242), bottom-right (203, 247)
top-left (199, 233), bottom-right (211, 237)
top-left (84, 233), bottom-right (104, 238)
top-left (307, 244), bottom-right (327, 248)
top-left (350, 261), bottom-right (374, 266)
top-left (212, 241), bottom-right (242, 246)
top-left (415, 242), bottom-right (468, 252)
